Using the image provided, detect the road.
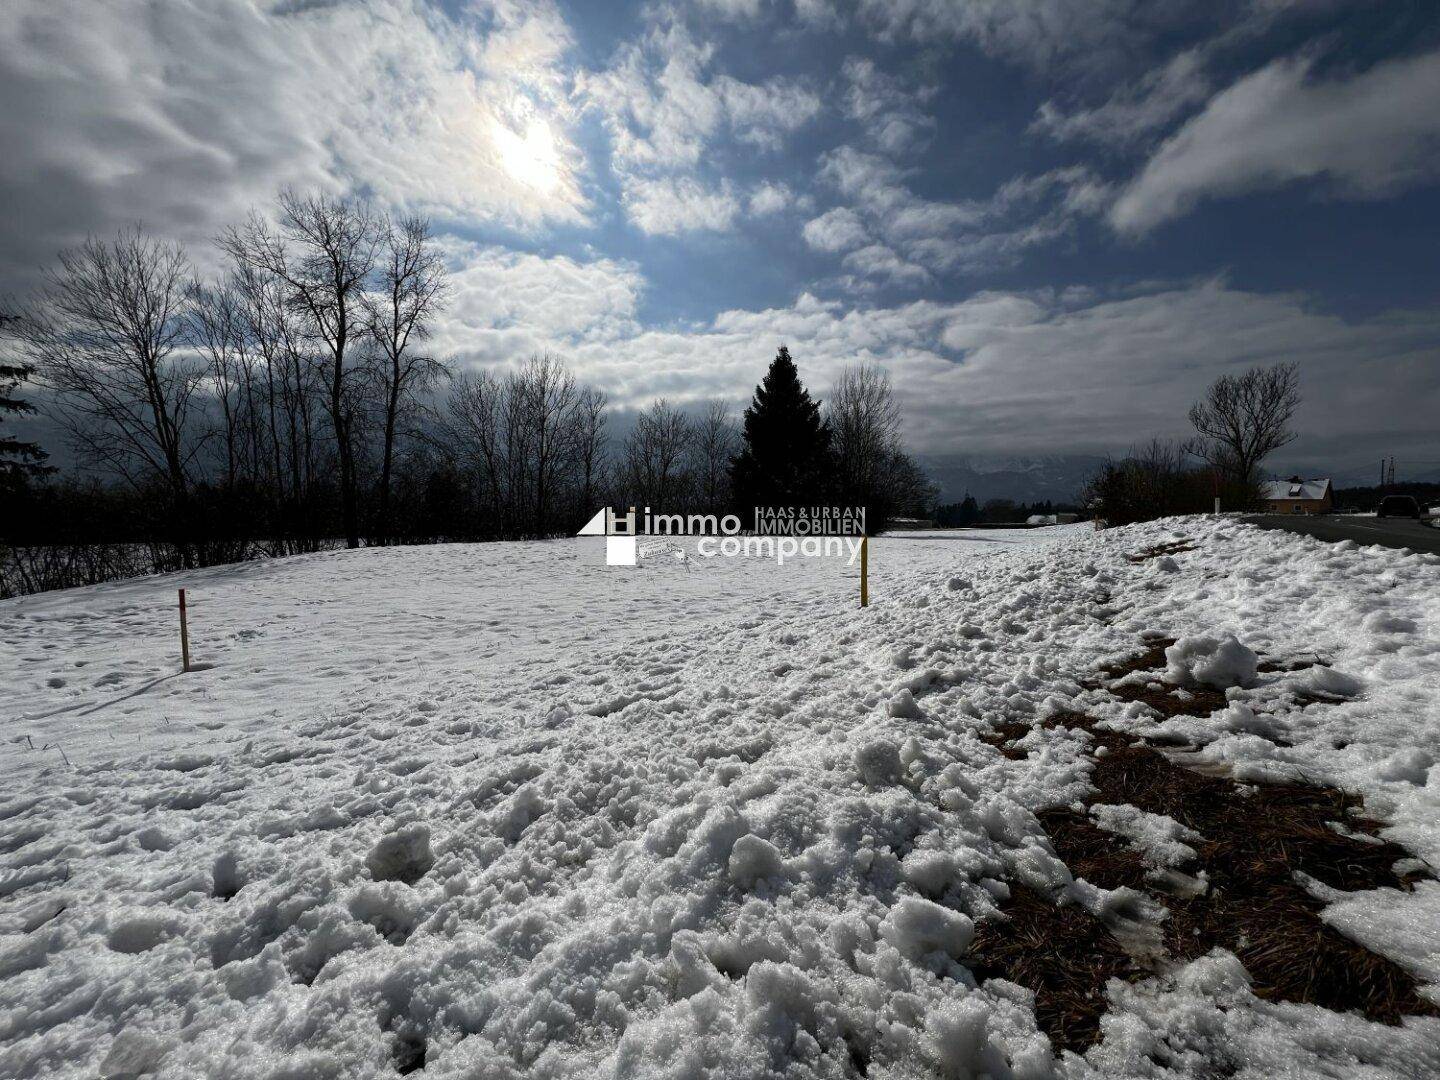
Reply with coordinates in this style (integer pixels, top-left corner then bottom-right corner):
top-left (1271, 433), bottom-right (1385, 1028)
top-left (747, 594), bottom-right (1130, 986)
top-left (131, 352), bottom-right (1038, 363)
top-left (1247, 514), bottom-right (1440, 555)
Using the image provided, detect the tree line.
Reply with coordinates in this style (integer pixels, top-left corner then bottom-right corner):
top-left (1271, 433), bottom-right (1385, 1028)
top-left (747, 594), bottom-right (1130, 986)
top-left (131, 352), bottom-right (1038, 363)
top-left (0, 192), bottom-right (934, 594)
top-left (1083, 361), bottom-right (1303, 525)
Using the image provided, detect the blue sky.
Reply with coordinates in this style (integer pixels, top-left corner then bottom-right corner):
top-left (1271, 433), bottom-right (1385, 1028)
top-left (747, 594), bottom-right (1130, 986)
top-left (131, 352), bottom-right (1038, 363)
top-left (2, 0), bottom-right (1439, 479)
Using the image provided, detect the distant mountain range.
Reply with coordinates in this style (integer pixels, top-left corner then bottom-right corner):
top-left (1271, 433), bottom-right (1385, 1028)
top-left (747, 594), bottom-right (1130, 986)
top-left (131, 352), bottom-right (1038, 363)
top-left (917, 454), bottom-right (1106, 505)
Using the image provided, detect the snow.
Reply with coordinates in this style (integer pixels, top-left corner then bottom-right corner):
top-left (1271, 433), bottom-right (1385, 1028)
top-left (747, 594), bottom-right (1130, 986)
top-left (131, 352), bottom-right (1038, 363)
top-left (2, 535), bottom-right (1024, 778)
top-left (1089, 804), bottom-right (1201, 869)
top-left (878, 896), bottom-right (975, 962)
top-left (1162, 633), bottom-right (1259, 690)
top-left (1, 519), bottom-right (1439, 1077)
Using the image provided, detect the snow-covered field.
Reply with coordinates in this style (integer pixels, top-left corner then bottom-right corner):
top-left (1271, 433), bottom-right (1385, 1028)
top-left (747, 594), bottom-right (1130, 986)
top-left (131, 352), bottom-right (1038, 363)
top-left (1, 532), bottom-right (1034, 778)
top-left (1, 520), bottom-right (1438, 1078)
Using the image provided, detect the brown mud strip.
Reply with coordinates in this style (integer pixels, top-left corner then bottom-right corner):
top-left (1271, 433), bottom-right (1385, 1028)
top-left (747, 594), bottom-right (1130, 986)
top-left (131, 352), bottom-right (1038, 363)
top-left (970, 644), bottom-right (1437, 1055)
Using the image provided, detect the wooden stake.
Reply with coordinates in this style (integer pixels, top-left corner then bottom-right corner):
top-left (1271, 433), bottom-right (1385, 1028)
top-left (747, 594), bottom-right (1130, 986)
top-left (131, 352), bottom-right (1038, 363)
top-left (178, 588), bottom-right (192, 673)
top-left (860, 536), bottom-right (869, 608)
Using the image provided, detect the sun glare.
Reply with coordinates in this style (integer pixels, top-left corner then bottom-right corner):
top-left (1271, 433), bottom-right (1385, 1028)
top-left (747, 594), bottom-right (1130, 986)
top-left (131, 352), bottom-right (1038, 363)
top-left (494, 117), bottom-right (562, 194)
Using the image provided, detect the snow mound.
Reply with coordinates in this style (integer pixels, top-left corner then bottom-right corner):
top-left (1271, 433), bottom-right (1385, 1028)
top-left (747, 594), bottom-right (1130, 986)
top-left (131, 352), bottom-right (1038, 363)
top-left (879, 896), bottom-right (974, 961)
top-left (854, 738), bottom-right (902, 786)
top-left (1164, 633), bottom-right (1258, 690)
top-left (727, 833), bottom-right (785, 888)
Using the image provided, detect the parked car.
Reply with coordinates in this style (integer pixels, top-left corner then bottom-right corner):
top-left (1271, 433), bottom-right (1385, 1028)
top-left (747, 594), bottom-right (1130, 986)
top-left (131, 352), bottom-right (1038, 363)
top-left (1377, 495), bottom-right (1421, 518)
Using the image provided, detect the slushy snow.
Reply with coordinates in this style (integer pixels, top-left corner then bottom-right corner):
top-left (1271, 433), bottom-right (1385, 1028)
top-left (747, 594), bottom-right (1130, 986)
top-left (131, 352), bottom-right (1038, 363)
top-left (1, 519), bottom-right (1438, 1078)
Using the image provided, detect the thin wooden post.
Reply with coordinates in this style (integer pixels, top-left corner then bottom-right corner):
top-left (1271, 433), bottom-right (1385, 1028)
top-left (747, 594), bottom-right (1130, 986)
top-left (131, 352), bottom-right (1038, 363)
top-left (860, 536), bottom-right (869, 608)
top-left (178, 588), bottom-right (192, 673)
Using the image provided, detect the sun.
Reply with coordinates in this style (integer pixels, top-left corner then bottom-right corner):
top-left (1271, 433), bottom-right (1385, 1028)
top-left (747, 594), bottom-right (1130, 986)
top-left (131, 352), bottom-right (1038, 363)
top-left (494, 116), bottom-right (562, 194)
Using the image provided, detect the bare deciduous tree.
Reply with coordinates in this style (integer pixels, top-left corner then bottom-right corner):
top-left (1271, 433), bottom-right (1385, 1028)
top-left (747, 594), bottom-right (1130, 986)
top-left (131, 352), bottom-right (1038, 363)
top-left (622, 398), bottom-right (692, 509)
top-left (366, 213), bottom-right (449, 544)
top-left (447, 369), bottom-right (508, 529)
top-left (21, 230), bottom-right (202, 504)
top-left (232, 260), bottom-right (320, 511)
top-left (444, 359), bottom-right (612, 537)
top-left (512, 354), bottom-right (579, 536)
top-left (186, 280), bottom-right (248, 487)
top-left (572, 386), bottom-right (608, 515)
top-left (692, 398), bottom-right (736, 511)
top-left (828, 363), bottom-right (901, 500)
top-left (222, 190), bottom-right (379, 548)
top-left (1187, 361), bottom-right (1301, 488)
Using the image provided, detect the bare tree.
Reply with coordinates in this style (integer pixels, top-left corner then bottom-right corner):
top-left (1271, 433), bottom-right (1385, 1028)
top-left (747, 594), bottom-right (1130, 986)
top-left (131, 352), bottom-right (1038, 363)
top-left (447, 370), bottom-right (508, 533)
top-left (365, 213), bottom-right (449, 544)
top-left (572, 386), bottom-right (608, 516)
top-left (511, 354), bottom-right (579, 535)
top-left (622, 398), bottom-right (693, 509)
top-left (186, 280), bottom-right (249, 487)
top-left (20, 230), bottom-right (202, 504)
top-left (1187, 361), bottom-right (1301, 489)
top-left (692, 398), bottom-right (736, 512)
top-left (221, 190), bottom-right (379, 548)
top-left (232, 260), bottom-right (320, 510)
top-left (828, 363), bottom-right (901, 501)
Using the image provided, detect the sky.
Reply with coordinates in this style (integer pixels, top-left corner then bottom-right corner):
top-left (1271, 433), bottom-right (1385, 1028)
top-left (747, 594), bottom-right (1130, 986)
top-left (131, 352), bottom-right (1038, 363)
top-left (2, 0), bottom-right (1438, 482)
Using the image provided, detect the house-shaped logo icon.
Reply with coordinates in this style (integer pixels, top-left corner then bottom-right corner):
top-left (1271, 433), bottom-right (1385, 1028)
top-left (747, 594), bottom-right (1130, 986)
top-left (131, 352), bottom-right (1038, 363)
top-left (576, 507), bottom-right (637, 565)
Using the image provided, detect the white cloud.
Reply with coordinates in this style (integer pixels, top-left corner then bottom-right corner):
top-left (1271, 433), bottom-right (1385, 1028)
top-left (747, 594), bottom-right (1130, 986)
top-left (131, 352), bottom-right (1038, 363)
top-left (1033, 48), bottom-right (1210, 145)
top-left (622, 177), bottom-right (741, 235)
top-left (748, 182), bottom-right (798, 216)
top-left (716, 75), bottom-right (823, 149)
top-left (793, 0), bottom-right (844, 28)
top-left (580, 16), bottom-right (820, 234)
top-left (810, 149), bottom-right (1102, 283)
top-left (432, 243), bottom-right (1440, 467)
top-left (841, 244), bottom-right (931, 286)
top-left (1111, 49), bottom-right (1440, 234)
top-left (581, 25), bottom-right (726, 172)
top-left (0, 0), bottom-right (589, 289)
top-left (433, 239), bottom-right (644, 363)
top-left (801, 207), bottom-right (870, 251)
top-left (693, 0), bottom-right (766, 18)
top-left (841, 56), bottom-right (936, 154)
top-left (855, 0), bottom-right (1189, 73)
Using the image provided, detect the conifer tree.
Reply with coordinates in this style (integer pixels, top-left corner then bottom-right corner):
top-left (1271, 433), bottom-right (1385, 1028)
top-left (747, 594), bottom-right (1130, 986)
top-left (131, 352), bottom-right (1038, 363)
top-left (958, 493), bottom-right (979, 525)
top-left (731, 345), bottom-right (832, 514)
top-left (0, 312), bottom-right (49, 492)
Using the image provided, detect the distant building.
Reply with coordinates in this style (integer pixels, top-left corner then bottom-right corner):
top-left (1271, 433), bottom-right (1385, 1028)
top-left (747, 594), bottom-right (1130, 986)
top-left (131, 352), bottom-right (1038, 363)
top-left (1260, 476), bottom-right (1332, 515)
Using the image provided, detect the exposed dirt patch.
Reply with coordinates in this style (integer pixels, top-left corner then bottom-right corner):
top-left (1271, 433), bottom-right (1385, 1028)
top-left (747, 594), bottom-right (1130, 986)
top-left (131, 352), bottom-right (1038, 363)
top-left (978, 720), bottom-right (1037, 760)
top-left (972, 641), bottom-right (1437, 1058)
top-left (1031, 709), bottom-right (1438, 1035)
top-left (1125, 541), bottom-right (1198, 563)
top-left (968, 886), bottom-right (1147, 1054)
top-left (1088, 638), bottom-right (1229, 719)
top-left (1098, 638), bottom-right (1178, 679)
top-left (1094, 638), bottom-right (1324, 727)
top-left (1107, 679), bottom-right (1231, 721)
top-left (1256, 656), bottom-right (1329, 674)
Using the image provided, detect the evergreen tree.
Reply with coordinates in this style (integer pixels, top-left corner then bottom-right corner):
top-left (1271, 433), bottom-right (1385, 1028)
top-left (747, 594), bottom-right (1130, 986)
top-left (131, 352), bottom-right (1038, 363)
top-left (958, 493), bottom-right (980, 525)
top-left (731, 345), bottom-right (832, 514)
top-left (0, 312), bottom-right (49, 492)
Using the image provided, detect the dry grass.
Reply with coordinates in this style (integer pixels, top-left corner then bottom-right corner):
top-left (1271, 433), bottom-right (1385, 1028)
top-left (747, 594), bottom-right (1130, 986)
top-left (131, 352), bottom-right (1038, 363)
top-left (968, 655), bottom-right (1437, 1056)
top-left (968, 886), bottom-right (1146, 1053)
